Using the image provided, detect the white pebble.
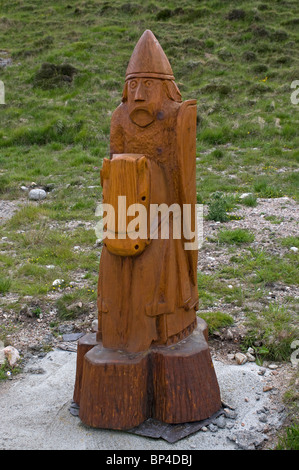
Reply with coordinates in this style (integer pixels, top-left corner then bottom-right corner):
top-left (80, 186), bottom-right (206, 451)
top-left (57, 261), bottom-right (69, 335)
top-left (52, 279), bottom-right (64, 286)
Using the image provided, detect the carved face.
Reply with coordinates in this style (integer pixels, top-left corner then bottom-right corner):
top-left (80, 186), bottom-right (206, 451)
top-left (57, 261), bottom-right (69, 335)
top-left (127, 78), bottom-right (164, 128)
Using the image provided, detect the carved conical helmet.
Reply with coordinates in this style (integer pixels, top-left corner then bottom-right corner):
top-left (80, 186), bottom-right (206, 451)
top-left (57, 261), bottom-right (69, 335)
top-left (125, 30), bottom-right (175, 81)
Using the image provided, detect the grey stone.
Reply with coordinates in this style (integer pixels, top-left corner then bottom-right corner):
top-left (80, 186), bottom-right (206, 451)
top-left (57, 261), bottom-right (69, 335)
top-left (208, 424), bottom-right (218, 433)
top-left (28, 189), bottom-right (47, 201)
top-left (226, 422), bottom-right (234, 429)
top-left (239, 192), bottom-right (253, 199)
top-left (259, 415), bottom-right (268, 423)
top-left (223, 408), bottom-right (238, 420)
top-left (58, 324), bottom-right (75, 334)
top-left (43, 333), bottom-right (55, 344)
top-left (0, 57), bottom-right (12, 68)
top-left (214, 416), bottom-right (226, 429)
top-left (25, 367), bottom-right (46, 375)
top-left (235, 352), bottom-right (247, 365)
top-left (62, 333), bottom-right (84, 342)
top-left (228, 430), bottom-right (267, 450)
top-left (246, 352), bottom-right (256, 362)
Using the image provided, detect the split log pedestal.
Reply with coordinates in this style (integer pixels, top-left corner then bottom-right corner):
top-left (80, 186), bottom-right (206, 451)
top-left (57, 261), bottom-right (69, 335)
top-left (73, 318), bottom-right (221, 430)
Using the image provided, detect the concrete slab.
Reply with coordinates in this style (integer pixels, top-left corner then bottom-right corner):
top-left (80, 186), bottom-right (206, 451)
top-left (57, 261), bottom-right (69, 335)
top-left (0, 349), bottom-right (286, 450)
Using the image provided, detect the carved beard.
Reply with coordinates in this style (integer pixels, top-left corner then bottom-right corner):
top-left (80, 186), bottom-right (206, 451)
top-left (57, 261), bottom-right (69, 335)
top-left (129, 108), bottom-right (155, 128)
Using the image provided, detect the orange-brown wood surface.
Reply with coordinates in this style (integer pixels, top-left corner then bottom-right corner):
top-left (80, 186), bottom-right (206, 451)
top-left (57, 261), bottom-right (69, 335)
top-left (76, 320), bottom-right (221, 429)
top-left (73, 30), bottom-right (222, 430)
top-left (97, 30), bottom-right (199, 353)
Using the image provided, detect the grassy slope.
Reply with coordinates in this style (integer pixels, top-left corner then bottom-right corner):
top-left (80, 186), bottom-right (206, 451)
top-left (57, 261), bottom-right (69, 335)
top-left (0, 0), bottom-right (298, 200)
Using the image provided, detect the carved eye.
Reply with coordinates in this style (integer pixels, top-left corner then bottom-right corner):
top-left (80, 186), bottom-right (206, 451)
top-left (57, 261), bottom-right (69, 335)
top-left (129, 80), bottom-right (137, 89)
top-left (144, 80), bottom-right (153, 88)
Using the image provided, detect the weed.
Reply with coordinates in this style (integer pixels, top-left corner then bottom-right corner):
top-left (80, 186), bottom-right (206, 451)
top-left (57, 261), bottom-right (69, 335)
top-left (32, 307), bottom-right (42, 318)
top-left (206, 192), bottom-right (237, 222)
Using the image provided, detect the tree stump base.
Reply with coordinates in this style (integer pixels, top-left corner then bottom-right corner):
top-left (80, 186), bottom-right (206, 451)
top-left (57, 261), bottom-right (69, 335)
top-left (73, 318), bottom-right (221, 430)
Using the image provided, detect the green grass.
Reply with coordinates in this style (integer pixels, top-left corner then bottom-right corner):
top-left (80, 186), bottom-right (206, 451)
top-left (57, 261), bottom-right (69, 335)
top-left (217, 228), bottom-right (255, 245)
top-left (240, 194), bottom-right (257, 207)
top-left (0, 277), bottom-right (11, 294)
top-left (242, 303), bottom-right (298, 362)
top-left (264, 214), bottom-right (284, 224)
top-left (223, 248), bottom-right (299, 286)
top-left (276, 423), bottom-right (299, 450)
top-left (0, 0), bottom-right (298, 205)
top-left (0, 359), bottom-right (21, 381)
top-left (199, 311), bottom-right (234, 335)
top-left (55, 288), bottom-right (97, 320)
top-left (279, 236), bottom-right (299, 249)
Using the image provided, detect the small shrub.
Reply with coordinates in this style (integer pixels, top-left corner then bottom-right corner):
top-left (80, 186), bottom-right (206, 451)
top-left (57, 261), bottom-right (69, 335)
top-left (242, 51), bottom-right (257, 62)
top-left (33, 62), bottom-right (78, 89)
top-left (211, 149), bottom-right (224, 159)
top-left (206, 192), bottom-right (230, 222)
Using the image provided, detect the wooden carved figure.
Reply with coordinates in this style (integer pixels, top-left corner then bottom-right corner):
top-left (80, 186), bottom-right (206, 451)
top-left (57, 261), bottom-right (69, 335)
top-left (73, 30), bottom-right (221, 430)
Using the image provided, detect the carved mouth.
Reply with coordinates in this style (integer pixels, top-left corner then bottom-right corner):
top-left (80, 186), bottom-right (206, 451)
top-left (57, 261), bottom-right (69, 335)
top-left (129, 108), bottom-right (155, 128)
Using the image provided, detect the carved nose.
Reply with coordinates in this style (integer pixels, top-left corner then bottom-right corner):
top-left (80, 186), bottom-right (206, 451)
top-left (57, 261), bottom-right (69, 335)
top-left (134, 83), bottom-right (145, 101)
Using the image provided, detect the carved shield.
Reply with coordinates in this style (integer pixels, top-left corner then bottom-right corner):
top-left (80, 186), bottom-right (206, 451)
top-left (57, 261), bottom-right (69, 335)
top-left (176, 100), bottom-right (198, 286)
top-left (100, 153), bottom-right (151, 256)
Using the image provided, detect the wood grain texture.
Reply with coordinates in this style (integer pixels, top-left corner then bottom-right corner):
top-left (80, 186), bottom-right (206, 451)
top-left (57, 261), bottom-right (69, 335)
top-left (74, 320), bottom-right (221, 429)
top-left (78, 345), bottom-right (149, 429)
top-left (151, 322), bottom-right (221, 423)
top-left (73, 333), bottom-right (99, 405)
